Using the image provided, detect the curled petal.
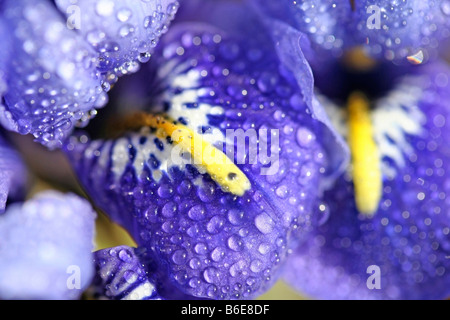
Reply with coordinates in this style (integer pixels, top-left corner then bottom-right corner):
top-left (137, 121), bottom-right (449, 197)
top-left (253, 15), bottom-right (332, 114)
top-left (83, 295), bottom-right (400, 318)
top-left (55, 0), bottom-right (179, 82)
top-left (1, 0), bottom-right (108, 149)
top-left (65, 2), bottom-right (336, 299)
top-left (283, 62), bottom-right (450, 300)
top-left (0, 191), bottom-right (97, 299)
top-left (264, 17), bottom-right (349, 186)
top-left (0, 134), bottom-right (27, 214)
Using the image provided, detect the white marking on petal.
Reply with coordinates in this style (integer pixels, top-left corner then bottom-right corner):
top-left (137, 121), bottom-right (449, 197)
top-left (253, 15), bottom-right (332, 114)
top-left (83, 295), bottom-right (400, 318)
top-left (97, 255), bottom-right (156, 300)
top-left (111, 138), bottom-right (130, 179)
top-left (111, 56), bottom-right (227, 181)
top-left (122, 282), bottom-right (157, 300)
top-left (372, 79), bottom-right (425, 179)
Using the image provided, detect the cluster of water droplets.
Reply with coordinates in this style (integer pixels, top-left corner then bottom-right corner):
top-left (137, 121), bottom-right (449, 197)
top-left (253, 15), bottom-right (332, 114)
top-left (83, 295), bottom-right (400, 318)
top-left (66, 23), bottom-right (330, 299)
top-left (355, 0), bottom-right (450, 61)
top-left (278, 0), bottom-right (450, 62)
top-left (1, 0), bottom-right (107, 148)
top-left (288, 0), bottom-right (351, 57)
top-left (0, 0), bottom-right (179, 148)
top-left (55, 0), bottom-right (179, 87)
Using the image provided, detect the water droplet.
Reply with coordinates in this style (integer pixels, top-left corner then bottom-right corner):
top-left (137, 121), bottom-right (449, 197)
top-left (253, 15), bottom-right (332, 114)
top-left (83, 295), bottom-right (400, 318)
top-left (167, 2), bottom-right (180, 16)
top-left (227, 209), bottom-right (245, 225)
top-left (143, 16), bottom-right (154, 29)
top-left (162, 202), bottom-right (177, 218)
top-left (441, 1), bottom-right (450, 15)
top-left (96, 0), bottom-right (114, 17)
top-left (258, 243), bottom-right (270, 255)
top-left (188, 277), bottom-right (201, 288)
top-left (194, 243), bottom-right (208, 255)
top-left (296, 127), bottom-right (316, 147)
top-left (162, 221), bottom-right (175, 234)
top-left (203, 267), bottom-right (221, 284)
top-left (246, 277), bottom-right (257, 286)
top-left (206, 285), bottom-right (218, 298)
top-left (275, 185), bottom-right (290, 199)
top-left (189, 258), bottom-right (201, 270)
top-left (188, 205), bottom-right (206, 221)
top-left (187, 224), bottom-right (200, 237)
top-left (118, 248), bottom-right (132, 262)
top-left (119, 24), bottom-right (134, 38)
top-left (123, 270), bottom-right (137, 284)
top-left (250, 259), bottom-right (264, 273)
top-left (239, 227), bottom-right (249, 237)
top-left (138, 52), bottom-right (151, 63)
top-left (117, 8), bottom-right (132, 22)
top-left (229, 260), bottom-right (246, 277)
top-left (207, 215), bottom-right (226, 234)
top-left (211, 247), bottom-right (225, 262)
top-left (227, 235), bottom-right (244, 252)
top-left (178, 180), bottom-right (192, 195)
top-left (254, 212), bottom-right (275, 234)
top-left (172, 249), bottom-right (188, 265)
top-left (162, 181), bottom-right (181, 201)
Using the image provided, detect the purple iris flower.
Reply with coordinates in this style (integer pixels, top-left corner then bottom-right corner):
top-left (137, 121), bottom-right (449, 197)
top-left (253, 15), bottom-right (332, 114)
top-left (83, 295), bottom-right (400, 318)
top-left (255, 0), bottom-right (450, 300)
top-left (65, 0), bottom-right (346, 300)
top-left (0, 0), bottom-right (448, 301)
top-left (283, 61), bottom-right (450, 300)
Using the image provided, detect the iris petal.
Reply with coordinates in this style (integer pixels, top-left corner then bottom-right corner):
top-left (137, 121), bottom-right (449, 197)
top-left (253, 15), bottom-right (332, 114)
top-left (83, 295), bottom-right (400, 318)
top-left (65, 1), bottom-right (338, 300)
top-left (0, 17), bottom-right (11, 130)
top-left (0, 191), bottom-right (96, 299)
top-left (352, 0), bottom-right (450, 62)
top-left (55, 0), bottom-right (179, 82)
top-left (283, 62), bottom-right (450, 300)
top-left (255, 0), bottom-right (450, 63)
top-left (1, 0), bottom-right (108, 149)
top-left (0, 20), bottom-right (25, 212)
top-left (262, 15), bottom-right (350, 186)
top-left (252, 0), bottom-right (353, 60)
top-left (0, 18), bottom-right (10, 99)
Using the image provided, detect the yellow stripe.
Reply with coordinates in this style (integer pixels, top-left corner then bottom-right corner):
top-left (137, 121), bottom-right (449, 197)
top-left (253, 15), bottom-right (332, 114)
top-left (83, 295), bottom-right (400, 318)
top-left (120, 112), bottom-right (251, 196)
top-left (348, 92), bottom-right (382, 216)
